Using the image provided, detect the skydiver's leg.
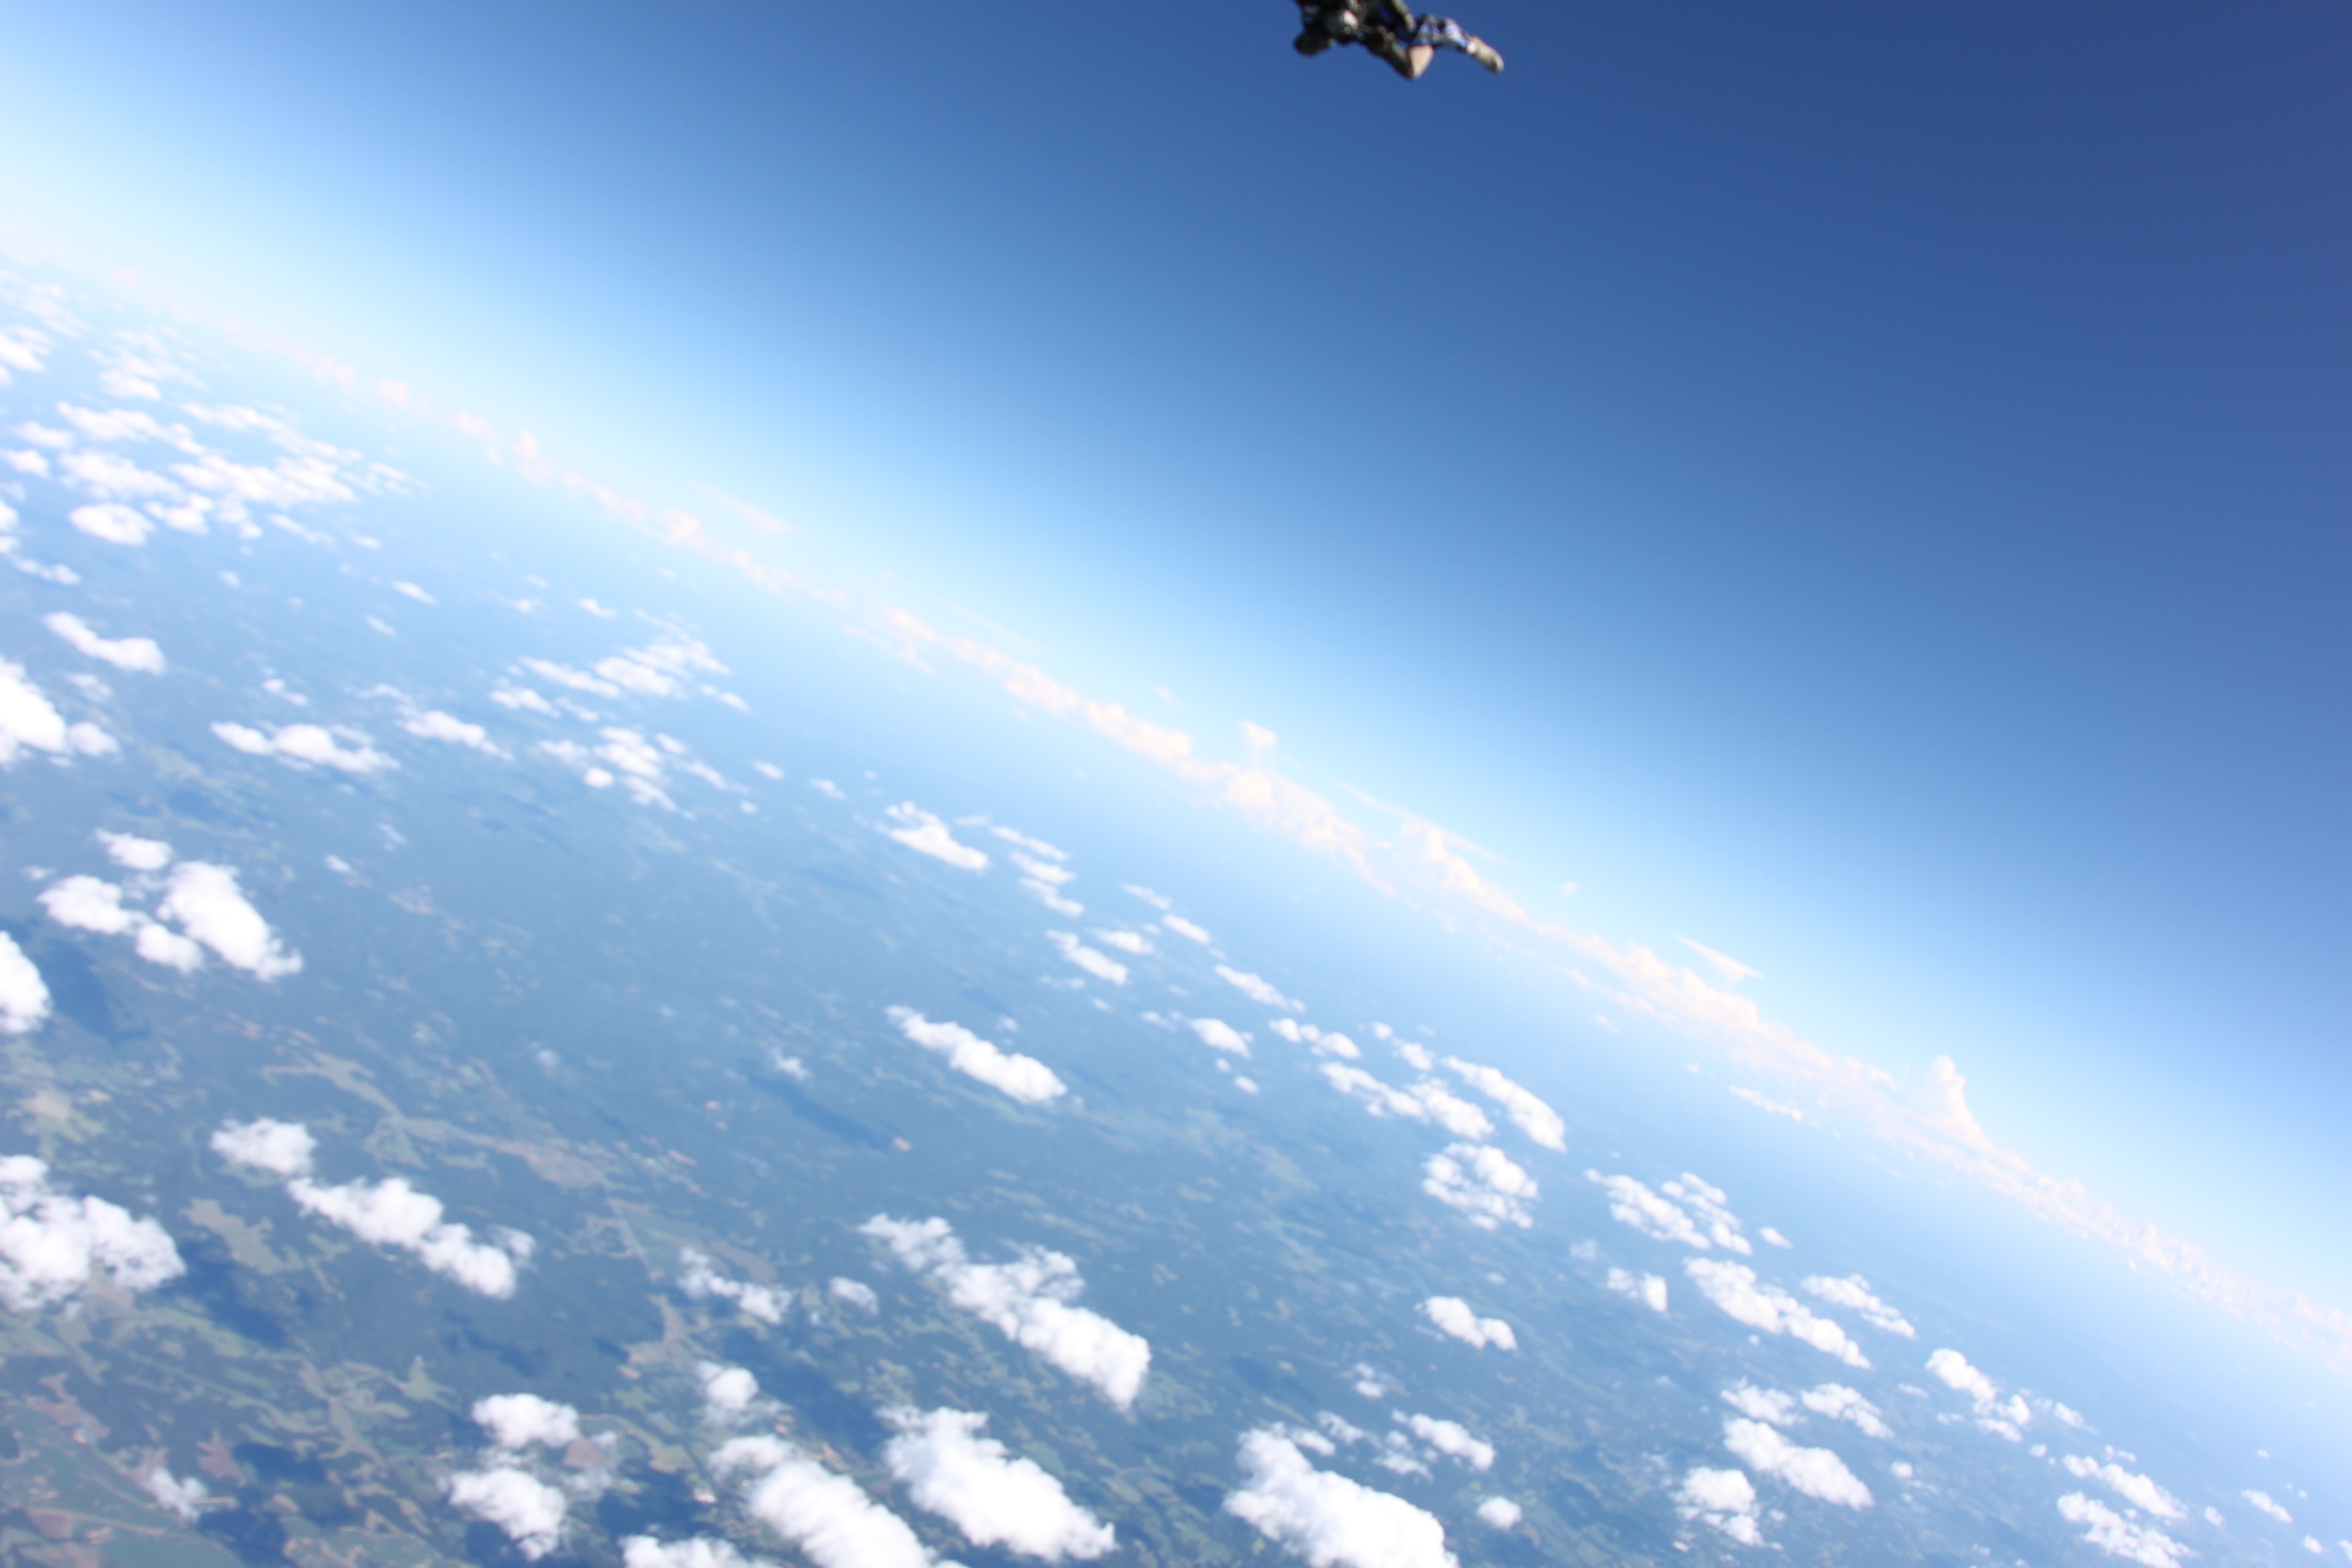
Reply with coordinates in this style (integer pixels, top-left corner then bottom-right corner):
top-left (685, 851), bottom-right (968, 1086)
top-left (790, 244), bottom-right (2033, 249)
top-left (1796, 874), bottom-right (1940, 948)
top-left (1293, 29), bottom-right (1334, 55)
top-left (1407, 13), bottom-right (1505, 72)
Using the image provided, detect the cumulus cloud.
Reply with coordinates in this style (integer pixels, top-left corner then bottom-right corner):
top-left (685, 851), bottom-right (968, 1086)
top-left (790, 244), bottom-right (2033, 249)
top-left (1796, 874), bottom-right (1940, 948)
top-left (1442, 1058), bottom-right (1566, 1151)
top-left (2060, 1456), bottom-right (2185, 1520)
top-left (714, 1435), bottom-right (943, 1568)
top-left (698, 1361), bottom-right (765, 1424)
top-left (1046, 931), bottom-right (1128, 984)
top-left (1923, 1347), bottom-right (2027, 1436)
top-left (990, 825), bottom-right (1066, 859)
top-left (1675, 1467), bottom-right (1762, 1546)
top-left (2244, 1490), bottom-right (2294, 1524)
top-left (69, 501), bottom-right (153, 544)
top-left (0, 932), bottom-right (50, 1035)
top-left (1604, 1268), bottom-right (1668, 1313)
top-left (209, 1118), bottom-right (316, 1177)
top-left (829, 1276), bottom-right (879, 1313)
top-left (1011, 851), bottom-right (1082, 915)
top-left (1163, 914), bottom-right (1211, 943)
top-left (882, 803), bottom-right (988, 870)
top-left (1660, 1173), bottom-right (1752, 1253)
top-left (889, 1006), bottom-right (1068, 1106)
top-left (1684, 1260), bottom-right (1869, 1368)
top-left (1225, 1427), bottom-right (1458, 1568)
top-left (1721, 1383), bottom-right (1799, 1426)
top-left (1, 659), bottom-right (115, 764)
top-left (882, 1406), bottom-right (1115, 1561)
top-left (679, 1248), bottom-right (790, 1325)
top-left (1800, 1384), bottom-right (1892, 1440)
top-left (144, 1467), bottom-right (209, 1522)
top-left (2059, 1492), bottom-right (2189, 1567)
top-left (98, 830), bottom-right (172, 872)
top-left (1421, 1295), bottom-right (1517, 1351)
top-left (1422, 1143), bottom-right (1537, 1229)
top-left (1092, 929), bottom-right (1151, 955)
top-left (1190, 1018), bottom-right (1252, 1057)
top-left (1759, 1226), bottom-right (1792, 1248)
top-left (623, 1538), bottom-right (773, 1568)
top-left (1588, 1172), bottom-right (1710, 1249)
top-left (45, 612), bottom-right (165, 673)
top-left (213, 720), bottom-right (395, 775)
top-left (1396, 1413), bottom-right (1493, 1471)
top-left (1476, 1498), bottom-right (1521, 1529)
top-left (155, 862), bottom-right (302, 978)
top-left (1801, 1274), bottom-right (1916, 1337)
top-left (0, 1155), bottom-right (184, 1310)
top-left (447, 1466), bottom-right (570, 1560)
top-left (1218, 965), bottom-right (1301, 1011)
top-left (474, 1393), bottom-right (582, 1453)
top-left (1721, 1419), bottom-right (1872, 1509)
top-left (403, 708), bottom-right (503, 755)
top-left (862, 1215), bottom-right (1149, 1408)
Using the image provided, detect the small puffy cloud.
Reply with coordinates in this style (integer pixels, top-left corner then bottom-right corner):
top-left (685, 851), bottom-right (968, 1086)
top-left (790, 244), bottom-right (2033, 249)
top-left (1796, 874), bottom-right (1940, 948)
top-left (1397, 1413), bottom-right (1493, 1471)
top-left (1675, 1467), bottom-right (1761, 1546)
top-left (213, 720), bottom-right (395, 775)
top-left (1800, 1384), bottom-right (1892, 1440)
top-left (882, 803), bottom-right (988, 870)
top-left (1225, 1427), bottom-right (1459, 1568)
top-left (1924, 1348), bottom-right (2000, 1409)
top-left (1721, 1383), bottom-right (1799, 1426)
top-left (1190, 1018), bottom-right (1252, 1057)
top-left (1605, 1268), bottom-right (1668, 1313)
top-left (888, 1006), bottom-right (1067, 1106)
top-left (1801, 1275), bottom-right (1915, 1337)
top-left (1476, 1498), bottom-right (1521, 1529)
top-left (1589, 1172), bottom-right (1709, 1249)
top-left (1421, 1295), bottom-right (1517, 1351)
top-left (1163, 914), bottom-right (1211, 943)
top-left (829, 1276), bottom-right (879, 1313)
top-left (1759, 1226), bottom-right (1792, 1248)
top-left (1442, 1058), bottom-right (1566, 1151)
top-left (42, 875), bottom-right (141, 937)
top-left (1660, 1173), bottom-right (1752, 1253)
top-left (518, 657), bottom-right (620, 698)
top-left (714, 1434), bottom-right (942, 1568)
top-left (0, 1155), bottom-right (185, 1310)
top-left (2060, 1456), bottom-right (2184, 1520)
top-left (862, 1215), bottom-right (1149, 1408)
top-left (474, 1393), bottom-right (582, 1453)
top-left (152, 862), bottom-right (302, 977)
top-left (45, 612), bottom-right (165, 673)
top-left (1685, 1260), bottom-right (1869, 1368)
top-left (1048, 931), bottom-right (1127, 985)
top-left (0, 932), bottom-right (50, 1034)
top-left (1722, 1419), bottom-right (1872, 1509)
top-left (1092, 928), bottom-right (1151, 955)
top-left (211, 1118), bottom-right (317, 1177)
top-left (698, 1361), bottom-right (764, 1424)
top-left (2048, 1401), bottom-right (2086, 1428)
top-left (1218, 965), bottom-right (1301, 1011)
top-left (2058, 1492), bottom-right (2189, 1568)
top-left (1423, 1143), bottom-right (1538, 1230)
top-left (882, 1406), bottom-right (1115, 1561)
top-left (98, 830), bottom-right (173, 872)
top-left (990, 825), bottom-right (1066, 859)
top-left (679, 1248), bottom-right (790, 1325)
top-left (1, 659), bottom-right (116, 764)
top-left (392, 580), bottom-right (435, 603)
top-left (447, 1466), bottom-right (569, 1560)
top-left (144, 1467), bottom-right (209, 1522)
top-left (623, 1538), bottom-right (773, 1568)
top-left (70, 501), bottom-right (154, 544)
top-left (491, 685), bottom-right (557, 714)
top-left (404, 708), bottom-right (503, 755)
top-left (2244, 1491), bottom-right (2294, 1524)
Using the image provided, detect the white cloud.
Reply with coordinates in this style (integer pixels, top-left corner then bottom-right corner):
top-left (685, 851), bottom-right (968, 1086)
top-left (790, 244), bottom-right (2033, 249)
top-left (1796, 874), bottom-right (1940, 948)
top-left (829, 1276), bottom-right (879, 1313)
top-left (1675, 1467), bottom-right (1762, 1546)
top-left (1218, 964), bottom-right (1300, 1011)
top-left (1047, 931), bottom-right (1127, 985)
top-left (1476, 1498), bottom-right (1521, 1529)
top-left (1588, 1172), bottom-right (1710, 1249)
top-left (70, 502), bottom-right (154, 544)
top-left (1677, 934), bottom-right (1764, 985)
top-left (1924, 1347), bottom-right (2000, 1409)
top-left (2049, 1401), bottom-right (2086, 1428)
top-left (212, 720), bottom-right (395, 775)
top-left (1163, 914), bottom-right (1211, 943)
top-left (2060, 1456), bottom-right (2184, 1520)
top-left (1423, 1143), bottom-right (1538, 1229)
top-left (1442, 1058), bottom-right (1566, 1151)
top-left (1800, 1384), bottom-right (1892, 1440)
top-left (1721, 1418), bottom-right (1872, 1509)
top-left (490, 686), bottom-right (556, 714)
top-left (155, 862), bottom-right (302, 978)
top-left (1720, 1383), bottom-right (1799, 1426)
top-left (862, 1215), bottom-right (1150, 1408)
top-left (98, 830), bottom-right (173, 872)
top-left (622, 1538), bottom-right (772, 1568)
top-left (2244, 1490), bottom-right (2294, 1524)
top-left (713, 1434), bottom-right (942, 1568)
top-left (888, 1006), bottom-right (1067, 1106)
top-left (1800, 1274), bottom-right (1915, 1337)
top-left (2058, 1492), bottom-right (2190, 1568)
top-left (1, 659), bottom-right (115, 765)
top-left (474, 1393), bottom-right (582, 1453)
top-left (1224, 1428), bottom-right (1459, 1568)
top-left (0, 932), bottom-right (50, 1035)
top-left (404, 709), bottom-right (502, 754)
top-left (1190, 1018), bottom-right (1252, 1057)
top-left (144, 1467), bottom-right (209, 1522)
top-left (678, 1247), bottom-right (790, 1325)
top-left (1124, 883), bottom-right (1172, 910)
top-left (1759, 1226), bottom-right (1792, 1248)
top-left (0, 1155), bottom-right (184, 1310)
top-left (392, 580), bottom-right (435, 604)
top-left (698, 1361), bottom-right (764, 1424)
top-left (210, 1118), bottom-right (317, 1177)
top-left (1092, 928), bottom-right (1151, 955)
top-left (1661, 1173), bottom-right (1753, 1253)
top-left (882, 803), bottom-right (988, 870)
top-left (1730, 1085), bottom-right (1807, 1121)
top-left (62, 448), bottom-right (181, 500)
top-left (45, 613), bottom-right (165, 673)
top-left (518, 657), bottom-right (621, 698)
top-left (882, 1406), bottom-right (1115, 1561)
top-left (1396, 1413), bottom-right (1493, 1471)
top-left (447, 1466), bottom-right (569, 1560)
top-left (1421, 1295), bottom-right (1517, 1351)
top-left (990, 825), bottom-right (1067, 859)
top-left (1684, 1260), bottom-right (1869, 1368)
top-left (1605, 1268), bottom-right (1669, 1313)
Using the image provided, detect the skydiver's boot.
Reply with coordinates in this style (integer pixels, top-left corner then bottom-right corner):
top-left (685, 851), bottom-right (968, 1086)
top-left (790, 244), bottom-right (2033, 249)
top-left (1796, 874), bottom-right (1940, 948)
top-left (1463, 35), bottom-right (1504, 71)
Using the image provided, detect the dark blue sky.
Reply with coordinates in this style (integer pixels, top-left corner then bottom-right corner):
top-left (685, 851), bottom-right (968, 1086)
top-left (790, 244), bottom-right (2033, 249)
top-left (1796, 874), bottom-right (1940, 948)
top-left (2, 0), bottom-right (2345, 1302)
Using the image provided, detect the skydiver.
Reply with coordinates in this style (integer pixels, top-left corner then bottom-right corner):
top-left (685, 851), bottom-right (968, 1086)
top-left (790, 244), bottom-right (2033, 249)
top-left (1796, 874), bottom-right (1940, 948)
top-left (1292, 0), bottom-right (1504, 80)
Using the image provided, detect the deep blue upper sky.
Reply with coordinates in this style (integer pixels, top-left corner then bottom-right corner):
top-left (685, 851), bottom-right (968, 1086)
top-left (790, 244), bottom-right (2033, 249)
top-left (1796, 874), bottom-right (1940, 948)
top-left (1, 1), bottom-right (2345, 1305)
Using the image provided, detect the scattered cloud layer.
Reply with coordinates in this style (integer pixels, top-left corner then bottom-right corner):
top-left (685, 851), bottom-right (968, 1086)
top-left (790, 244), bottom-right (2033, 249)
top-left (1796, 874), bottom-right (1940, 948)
top-left (447, 1466), bottom-right (569, 1560)
top-left (0, 1155), bottom-right (184, 1310)
top-left (1421, 1295), bottom-right (1517, 1351)
top-left (1218, 965), bottom-right (1301, 1011)
top-left (1589, 1172), bottom-right (1741, 1252)
top-left (0, 658), bottom-right (115, 763)
top-left (473, 1393), bottom-right (583, 1454)
top-left (1675, 1466), bottom-right (1762, 1546)
top-left (1442, 1058), bottom-right (1566, 1151)
top-left (1605, 1269), bottom-right (1668, 1313)
top-left (889, 1006), bottom-right (1068, 1105)
top-left (44, 845), bottom-right (301, 980)
top-left (1800, 1384), bottom-right (1892, 1440)
top-left (2243, 1490), bottom-right (2293, 1524)
top-left (621, 1537), bottom-right (772, 1568)
top-left (1424, 1143), bottom-right (1538, 1229)
top-left (0, 932), bottom-right (49, 1034)
top-left (862, 1215), bottom-right (1150, 1407)
top-left (214, 720), bottom-right (395, 774)
top-left (881, 1406), bottom-right (1115, 1561)
top-left (1190, 1018), bottom-right (1252, 1057)
top-left (45, 612), bottom-right (165, 673)
top-left (1048, 931), bottom-right (1127, 984)
top-left (679, 1248), bottom-right (789, 1325)
top-left (2060, 1456), bottom-right (2185, 1520)
top-left (1721, 1418), bottom-right (1873, 1509)
top-left (1801, 1274), bottom-right (1916, 1337)
top-left (1225, 1427), bottom-right (1459, 1568)
top-left (2059, 1492), bottom-right (2189, 1567)
top-left (1684, 1260), bottom-right (1869, 1368)
top-left (882, 803), bottom-right (987, 870)
top-left (714, 1434), bottom-right (942, 1568)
